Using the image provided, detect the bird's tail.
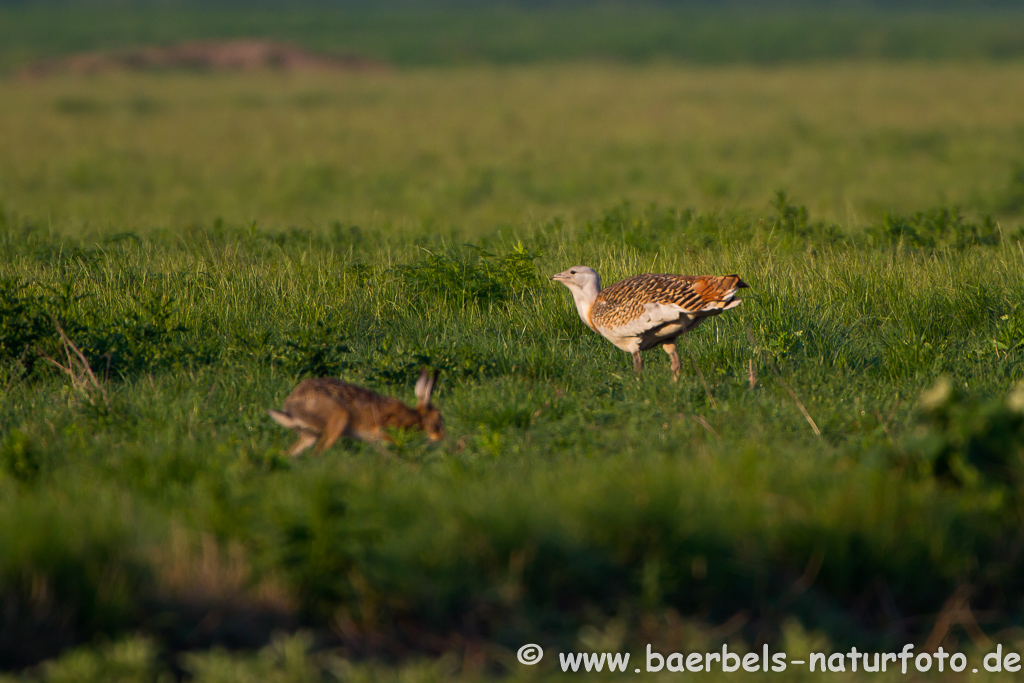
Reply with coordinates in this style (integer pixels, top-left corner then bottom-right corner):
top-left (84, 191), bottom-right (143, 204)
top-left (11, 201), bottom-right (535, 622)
top-left (726, 274), bottom-right (750, 289)
top-left (715, 274), bottom-right (748, 310)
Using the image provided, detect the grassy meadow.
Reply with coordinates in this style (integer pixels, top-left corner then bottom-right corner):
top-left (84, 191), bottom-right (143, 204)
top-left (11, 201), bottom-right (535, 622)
top-left (3, 65), bottom-right (1024, 230)
top-left (4, 34), bottom-right (1024, 683)
top-left (4, 4), bottom-right (1024, 71)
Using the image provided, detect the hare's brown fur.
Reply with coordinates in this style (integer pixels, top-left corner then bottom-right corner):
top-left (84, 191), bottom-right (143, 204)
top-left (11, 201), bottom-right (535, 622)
top-left (268, 370), bottom-right (442, 456)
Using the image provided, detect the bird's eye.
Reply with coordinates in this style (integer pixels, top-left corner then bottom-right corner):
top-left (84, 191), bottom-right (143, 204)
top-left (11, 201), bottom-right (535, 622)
top-left (570, 270), bottom-right (576, 274)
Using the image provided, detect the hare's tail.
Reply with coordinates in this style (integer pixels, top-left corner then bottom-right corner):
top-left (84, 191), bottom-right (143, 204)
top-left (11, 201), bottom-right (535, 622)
top-left (268, 409), bottom-right (317, 432)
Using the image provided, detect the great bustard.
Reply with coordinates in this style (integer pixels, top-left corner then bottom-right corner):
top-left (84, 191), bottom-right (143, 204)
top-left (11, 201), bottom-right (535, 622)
top-left (551, 266), bottom-right (748, 379)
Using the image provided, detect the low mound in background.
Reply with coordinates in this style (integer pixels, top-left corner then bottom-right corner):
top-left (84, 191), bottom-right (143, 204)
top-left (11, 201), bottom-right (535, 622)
top-left (17, 40), bottom-right (382, 77)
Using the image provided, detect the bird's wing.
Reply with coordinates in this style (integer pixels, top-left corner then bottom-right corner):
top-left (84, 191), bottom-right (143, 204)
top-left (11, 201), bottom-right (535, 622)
top-left (593, 301), bottom-right (690, 339)
top-left (590, 274), bottom-right (746, 335)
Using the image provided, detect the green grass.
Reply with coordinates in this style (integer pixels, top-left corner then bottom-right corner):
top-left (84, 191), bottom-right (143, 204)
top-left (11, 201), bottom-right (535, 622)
top-left (3, 66), bottom-right (1024, 232)
top-left (3, 4), bottom-right (1024, 72)
top-left (5, 60), bottom-right (1024, 680)
top-left (4, 203), bottom-right (1024, 679)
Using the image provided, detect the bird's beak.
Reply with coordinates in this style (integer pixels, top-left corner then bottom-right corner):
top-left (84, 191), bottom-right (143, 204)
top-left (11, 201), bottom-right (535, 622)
top-left (550, 272), bottom-right (568, 282)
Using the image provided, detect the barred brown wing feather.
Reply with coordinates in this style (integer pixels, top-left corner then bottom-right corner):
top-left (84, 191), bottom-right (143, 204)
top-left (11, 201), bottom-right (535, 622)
top-left (591, 274), bottom-right (744, 331)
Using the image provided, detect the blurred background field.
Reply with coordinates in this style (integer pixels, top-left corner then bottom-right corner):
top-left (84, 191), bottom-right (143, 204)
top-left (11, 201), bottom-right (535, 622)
top-left (4, 64), bottom-right (1024, 231)
top-left (4, 1), bottom-right (1024, 70)
top-left (4, 1), bottom-right (1024, 681)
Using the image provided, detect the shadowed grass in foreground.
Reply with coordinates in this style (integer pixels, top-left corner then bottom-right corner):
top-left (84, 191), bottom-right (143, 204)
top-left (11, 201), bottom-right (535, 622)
top-left (3, 202), bottom-right (1024, 678)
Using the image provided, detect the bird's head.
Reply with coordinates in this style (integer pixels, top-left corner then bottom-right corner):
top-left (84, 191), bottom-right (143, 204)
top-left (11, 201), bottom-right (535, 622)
top-left (550, 266), bottom-right (600, 293)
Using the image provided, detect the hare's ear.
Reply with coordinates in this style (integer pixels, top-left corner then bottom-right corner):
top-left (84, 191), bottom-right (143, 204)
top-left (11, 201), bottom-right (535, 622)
top-left (415, 368), bottom-right (436, 407)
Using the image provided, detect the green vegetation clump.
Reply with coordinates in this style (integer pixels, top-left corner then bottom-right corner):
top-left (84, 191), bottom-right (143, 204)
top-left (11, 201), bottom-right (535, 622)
top-left (894, 378), bottom-right (1024, 490)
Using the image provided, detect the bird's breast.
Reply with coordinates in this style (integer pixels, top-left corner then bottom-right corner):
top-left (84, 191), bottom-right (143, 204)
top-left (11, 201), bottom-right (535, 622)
top-left (598, 331), bottom-right (641, 352)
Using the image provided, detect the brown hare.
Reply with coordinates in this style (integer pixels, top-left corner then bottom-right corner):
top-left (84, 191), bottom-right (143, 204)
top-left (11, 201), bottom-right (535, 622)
top-left (268, 369), bottom-right (443, 456)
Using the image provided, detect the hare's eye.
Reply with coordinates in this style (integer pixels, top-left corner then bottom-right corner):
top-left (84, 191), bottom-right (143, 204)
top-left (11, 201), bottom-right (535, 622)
top-left (570, 270), bottom-right (576, 274)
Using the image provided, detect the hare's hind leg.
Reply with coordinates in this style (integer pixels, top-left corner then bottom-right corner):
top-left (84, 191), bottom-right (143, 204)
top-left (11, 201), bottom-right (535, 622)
top-left (315, 410), bottom-right (350, 454)
top-left (289, 430), bottom-right (319, 457)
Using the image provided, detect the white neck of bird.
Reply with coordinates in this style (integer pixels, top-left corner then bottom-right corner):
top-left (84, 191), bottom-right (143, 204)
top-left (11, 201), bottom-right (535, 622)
top-left (569, 280), bottom-right (600, 329)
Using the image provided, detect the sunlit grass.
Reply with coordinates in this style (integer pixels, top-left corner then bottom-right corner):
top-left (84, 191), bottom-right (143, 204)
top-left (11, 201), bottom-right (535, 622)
top-left (4, 61), bottom-right (1024, 680)
top-left (2, 64), bottom-right (1024, 232)
top-left (3, 205), bottom-right (1024, 678)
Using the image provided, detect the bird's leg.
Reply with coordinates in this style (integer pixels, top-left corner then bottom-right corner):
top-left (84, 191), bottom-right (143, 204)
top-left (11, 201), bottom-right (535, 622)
top-left (632, 351), bottom-right (643, 377)
top-left (662, 342), bottom-right (682, 381)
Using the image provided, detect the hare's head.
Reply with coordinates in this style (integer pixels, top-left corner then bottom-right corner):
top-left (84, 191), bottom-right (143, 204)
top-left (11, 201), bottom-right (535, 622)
top-left (414, 369), bottom-right (444, 441)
